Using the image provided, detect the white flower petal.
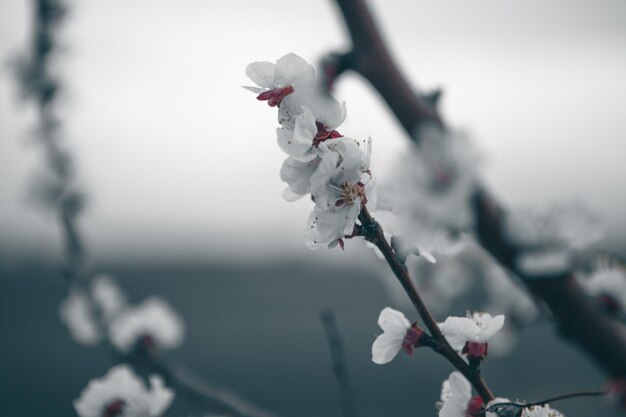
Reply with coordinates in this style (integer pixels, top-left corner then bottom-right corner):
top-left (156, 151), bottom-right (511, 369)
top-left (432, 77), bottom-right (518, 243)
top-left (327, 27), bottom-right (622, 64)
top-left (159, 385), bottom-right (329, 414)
top-left (372, 332), bottom-right (404, 364)
top-left (439, 372), bottom-right (472, 417)
top-left (274, 53), bottom-right (315, 88)
top-left (377, 307), bottom-right (410, 334)
top-left (245, 61), bottom-right (275, 88)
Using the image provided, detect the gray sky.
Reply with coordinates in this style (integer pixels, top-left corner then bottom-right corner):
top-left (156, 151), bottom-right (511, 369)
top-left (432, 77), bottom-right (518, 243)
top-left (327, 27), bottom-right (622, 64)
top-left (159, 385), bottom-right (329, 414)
top-left (1, 0), bottom-right (625, 263)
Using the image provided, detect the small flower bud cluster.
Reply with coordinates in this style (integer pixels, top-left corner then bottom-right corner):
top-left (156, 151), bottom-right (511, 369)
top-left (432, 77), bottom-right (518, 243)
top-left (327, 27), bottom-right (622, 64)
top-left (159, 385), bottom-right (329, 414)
top-left (578, 258), bottom-right (626, 316)
top-left (245, 53), bottom-right (374, 249)
top-left (73, 364), bottom-right (174, 417)
top-left (59, 274), bottom-right (184, 353)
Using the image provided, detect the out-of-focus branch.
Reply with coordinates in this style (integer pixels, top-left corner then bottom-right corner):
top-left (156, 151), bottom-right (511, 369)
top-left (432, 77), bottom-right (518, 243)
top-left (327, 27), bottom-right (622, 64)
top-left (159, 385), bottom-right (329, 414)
top-left (330, 0), bottom-right (441, 133)
top-left (336, 0), bottom-right (626, 377)
top-left (139, 355), bottom-right (281, 417)
top-left (330, 0), bottom-right (626, 380)
top-left (17, 2), bottom-right (287, 417)
top-left (320, 309), bottom-right (358, 417)
top-left (358, 207), bottom-right (495, 403)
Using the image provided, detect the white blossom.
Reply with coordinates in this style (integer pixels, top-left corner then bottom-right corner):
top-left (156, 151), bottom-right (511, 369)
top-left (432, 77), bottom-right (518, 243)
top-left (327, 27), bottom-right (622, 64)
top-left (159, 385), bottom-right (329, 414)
top-left (59, 289), bottom-right (101, 346)
top-left (109, 297), bottom-right (184, 353)
top-left (520, 405), bottom-right (565, 417)
top-left (246, 53), bottom-right (374, 250)
top-left (74, 364), bottom-right (173, 417)
top-left (276, 108), bottom-right (318, 162)
top-left (245, 53), bottom-right (314, 103)
top-left (280, 156), bottom-right (321, 200)
top-left (579, 259), bottom-right (626, 313)
top-left (438, 372), bottom-right (472, 417)
top-left (409, 259), bottom-right (472, 314)
top-left (92, 274), bottom-right (127, 321)
top-left (371, 307), bottom-right (412, 365)
top-left (304, 137), bottom-right (374, 249)
top-left (245, 53), bottom-right (346, 130)
top-left (439, 312), bottom-right (505, 351)
top-left (378, 125), bottom-right (479, 260)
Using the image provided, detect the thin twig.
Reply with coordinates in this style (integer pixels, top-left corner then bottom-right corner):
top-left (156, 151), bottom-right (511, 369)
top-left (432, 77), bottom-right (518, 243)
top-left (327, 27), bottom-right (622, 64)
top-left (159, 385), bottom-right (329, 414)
top-left (330, 0), bottom-right (626, 379)
top-left (320, 309), bottom-right (359, 417)
top-left (358, 206), bottom-right (494, 403)
top-left (477, 390), bottom-right (607, 415)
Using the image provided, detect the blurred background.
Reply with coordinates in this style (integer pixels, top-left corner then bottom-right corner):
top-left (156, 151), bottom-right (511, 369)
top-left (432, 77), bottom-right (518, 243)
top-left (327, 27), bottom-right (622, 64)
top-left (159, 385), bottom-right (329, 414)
top-left (0, 1), bottom-right (625, 416)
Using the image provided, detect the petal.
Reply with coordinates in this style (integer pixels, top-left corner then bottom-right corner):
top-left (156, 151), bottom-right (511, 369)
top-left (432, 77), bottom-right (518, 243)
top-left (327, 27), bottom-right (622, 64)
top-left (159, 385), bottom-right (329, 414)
top-left (282, 187), bottom-right (305, 202)
top-left (274, 53), bottom-right (315, 87)
top-left (372, 332), bottom-right (403, 364)
top-left (280, 157), bottom-right (319, 196)
top-left (440, 317), bottom-right (478, 350)
top-left (377, 307), bottom-right (410, 334)
top-left (418, 247), bottom-right (437, 264)
top-left (242, 85), bottom-right (265, 94)
top-left (245, 61), bottom-right (275, 88)
top-left (479, 314), bottom-right (505, 342)
top-left (276, 110), bottom-right (317, 161)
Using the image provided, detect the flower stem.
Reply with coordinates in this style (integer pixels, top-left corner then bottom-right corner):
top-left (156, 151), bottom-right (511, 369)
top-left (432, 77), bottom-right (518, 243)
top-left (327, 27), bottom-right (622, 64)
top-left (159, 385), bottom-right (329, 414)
top-left (358, 206), bottom-right (494, 403)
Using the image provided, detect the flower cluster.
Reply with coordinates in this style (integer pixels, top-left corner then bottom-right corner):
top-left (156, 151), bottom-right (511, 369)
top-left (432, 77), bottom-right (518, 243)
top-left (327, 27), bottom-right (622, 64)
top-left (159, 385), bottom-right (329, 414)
top-left (109, 297), bottom-right (185, 353)
top-left (59, 274), bottom-right (184, 353)
top-left (579, 258), bottom-right (626, 315)
top-left (74, 364), bottom-right (174, 417)
top-left (245, 53), bottom-right (374, 249)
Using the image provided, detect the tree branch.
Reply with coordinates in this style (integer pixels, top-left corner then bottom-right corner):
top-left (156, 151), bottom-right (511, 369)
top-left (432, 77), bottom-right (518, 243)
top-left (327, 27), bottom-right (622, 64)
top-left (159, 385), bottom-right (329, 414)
top-left (19, 2), bottom-right (288, 417)
top-left (331, 0), bottom-right (626, 380)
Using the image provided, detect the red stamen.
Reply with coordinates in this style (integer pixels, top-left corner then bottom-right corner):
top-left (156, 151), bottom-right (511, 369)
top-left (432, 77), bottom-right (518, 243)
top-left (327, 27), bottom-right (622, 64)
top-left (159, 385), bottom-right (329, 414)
top-left (466, 396), bottom-right (484, 417)
top-left (401, 325), bottom-right (425, 355)
top-left (462, 341), bottom-right (488, 359)
top-left (102, 400), bottom-right (125, 417)
top-left (256, 85), bottom-right (294, 107)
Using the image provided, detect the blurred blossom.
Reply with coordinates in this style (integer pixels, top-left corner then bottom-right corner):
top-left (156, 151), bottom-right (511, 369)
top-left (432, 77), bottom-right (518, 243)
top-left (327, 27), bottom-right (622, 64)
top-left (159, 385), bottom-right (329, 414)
top-left (74, 364), bottom-right (173, 417)
top-left (378, 124), bottom-right (479, 259)
top-left (516, 249), bottom-right (572, 277)
top-left (408, 258), bottom-right (472, 314)
top-left (506, 205), bottom-right (604, 276)
top-left (482, 262), bottom-right (536, 357)
top-left (578, 258), bottom-right (626, 314)
top-left (91, 274), bottom-right (127, 321)
top-left (59, 289), bottom-right (101, 346)
top-left (483, 264), bottom-right (538, 323)
top-left (520, 405), bottom-right (565, 417)
top-left (109, 297), bottom-right (184, 353)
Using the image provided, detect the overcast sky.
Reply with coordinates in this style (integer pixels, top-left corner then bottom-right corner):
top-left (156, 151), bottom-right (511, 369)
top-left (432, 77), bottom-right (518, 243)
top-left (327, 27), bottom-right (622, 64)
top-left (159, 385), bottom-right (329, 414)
top-left (0, 0), bottom-right (625, 263)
